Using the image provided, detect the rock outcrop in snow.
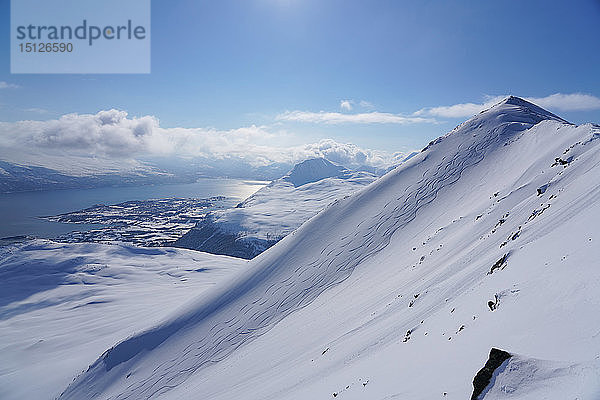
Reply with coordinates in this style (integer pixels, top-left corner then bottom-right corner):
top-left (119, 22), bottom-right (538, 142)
top-left (173, 158), bottom-right (377, 259)
top-left (471, 348), bottom-right (512, 400)
top-left (58, 97), bottom-right (600, 400)
top-left (475, 352), bottom-right (600, 400)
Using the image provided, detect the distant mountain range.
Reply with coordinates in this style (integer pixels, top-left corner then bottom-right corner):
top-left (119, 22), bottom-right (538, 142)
top-left (0, 160), bottom-right (175, 193)
top-left (0, 155), bottom-right (397, 194)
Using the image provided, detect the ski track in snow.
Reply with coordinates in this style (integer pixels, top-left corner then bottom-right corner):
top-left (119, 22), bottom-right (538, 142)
top-left (97, 122), bottom-right (511, 400)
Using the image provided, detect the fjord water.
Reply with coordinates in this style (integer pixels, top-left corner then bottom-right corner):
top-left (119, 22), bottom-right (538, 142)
top-left (0, 179), bottom-right (268, 239)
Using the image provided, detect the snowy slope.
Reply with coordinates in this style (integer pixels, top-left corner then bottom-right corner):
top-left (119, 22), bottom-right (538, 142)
top-left (59, 96), bottom-right (600, 399)
top-left (174, 158), bottom-right (377, 258)
top-left (0, 240), bottom-right (245, 400)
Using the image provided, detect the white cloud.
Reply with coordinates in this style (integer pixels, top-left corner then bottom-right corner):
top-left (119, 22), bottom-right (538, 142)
top-left (525, 93), bottom-right (600, 111)
top-left (23, 107), bottom-right (50, 114)
top-left (277, 110), bottom-right (435, 124)
top-left (0, 110), bottom-right (404, 175)
top-left (340, 100), bottom-right (353, 111)
top-left (339, 99), bottom-right (375, 111)
top-left (0, 81), bottom-right (19, 89)
top-left (414, 96), bottom-right (504, 118)
top-left (0, 110), bottom-right (159, 157)
top-left (0, 110), bottom-right (272, 159)
top-left (415, 93), bottom-right (600, 118)
top-left (291, 139), bottom-right (399, 170)
top-left (359, 100), bottom-right (375, 110)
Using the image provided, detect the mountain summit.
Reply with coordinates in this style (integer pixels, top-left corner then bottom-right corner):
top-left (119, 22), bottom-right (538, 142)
top-left (422, 96), bottom-right (568, 153)
top-left (282, 158), bottom-right (348, 187)
top-left (491, 95), bottom-right (567, 123)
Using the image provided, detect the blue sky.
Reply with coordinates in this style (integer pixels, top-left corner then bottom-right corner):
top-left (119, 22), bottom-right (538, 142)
top-left (1, 0), bottom-right (600, 168)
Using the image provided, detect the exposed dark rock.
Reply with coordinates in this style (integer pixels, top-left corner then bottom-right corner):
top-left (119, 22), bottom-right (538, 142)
top-left (527, 204), bottom-right (551, 222)
top-left (511, 230), bottom-right (521, 241)
top-left (551, 156), bottom-right (573, 167)
top-left (487, 294), bottom-right (499, 311)
top-left (471, 348), bottom-right (512, 400)
top-left (488, 254), bottom-right (508, 274)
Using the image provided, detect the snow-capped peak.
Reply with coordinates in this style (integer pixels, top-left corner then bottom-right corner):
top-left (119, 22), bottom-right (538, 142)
top-left (485, 95), bottom-right (568, 124)
top-left (421, 96), bottom-right (569, 153)
top-left (281, 158), bottom-right (348, 187)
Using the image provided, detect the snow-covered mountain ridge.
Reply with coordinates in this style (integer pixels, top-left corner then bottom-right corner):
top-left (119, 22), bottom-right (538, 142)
top-left (174, 158), bottom-right (377, 258)
top-left (46, 97), bottom-right (600, 398)
top-left (281, 157), bottom-right (349, 187)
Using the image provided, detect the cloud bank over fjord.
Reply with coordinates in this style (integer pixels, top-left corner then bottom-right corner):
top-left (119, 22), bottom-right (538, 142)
top-left (0, 110), bottom-right (157, 157)
top-left (0, 109), bottom-right (404, 175)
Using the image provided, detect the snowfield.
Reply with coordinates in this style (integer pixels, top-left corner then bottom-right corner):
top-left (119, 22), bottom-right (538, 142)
top-left (3, 97), bottom-right (600, 399)
top-left (174, 158), bottom-right (377, 258)
top-left (0, 241), bottom-right (246, 400)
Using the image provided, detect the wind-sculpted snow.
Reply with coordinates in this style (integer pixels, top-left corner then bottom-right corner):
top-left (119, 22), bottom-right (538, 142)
top-left (0, 241), bottom-right (245, 400)
top-left (59, 97), bottom-right (569, 399)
